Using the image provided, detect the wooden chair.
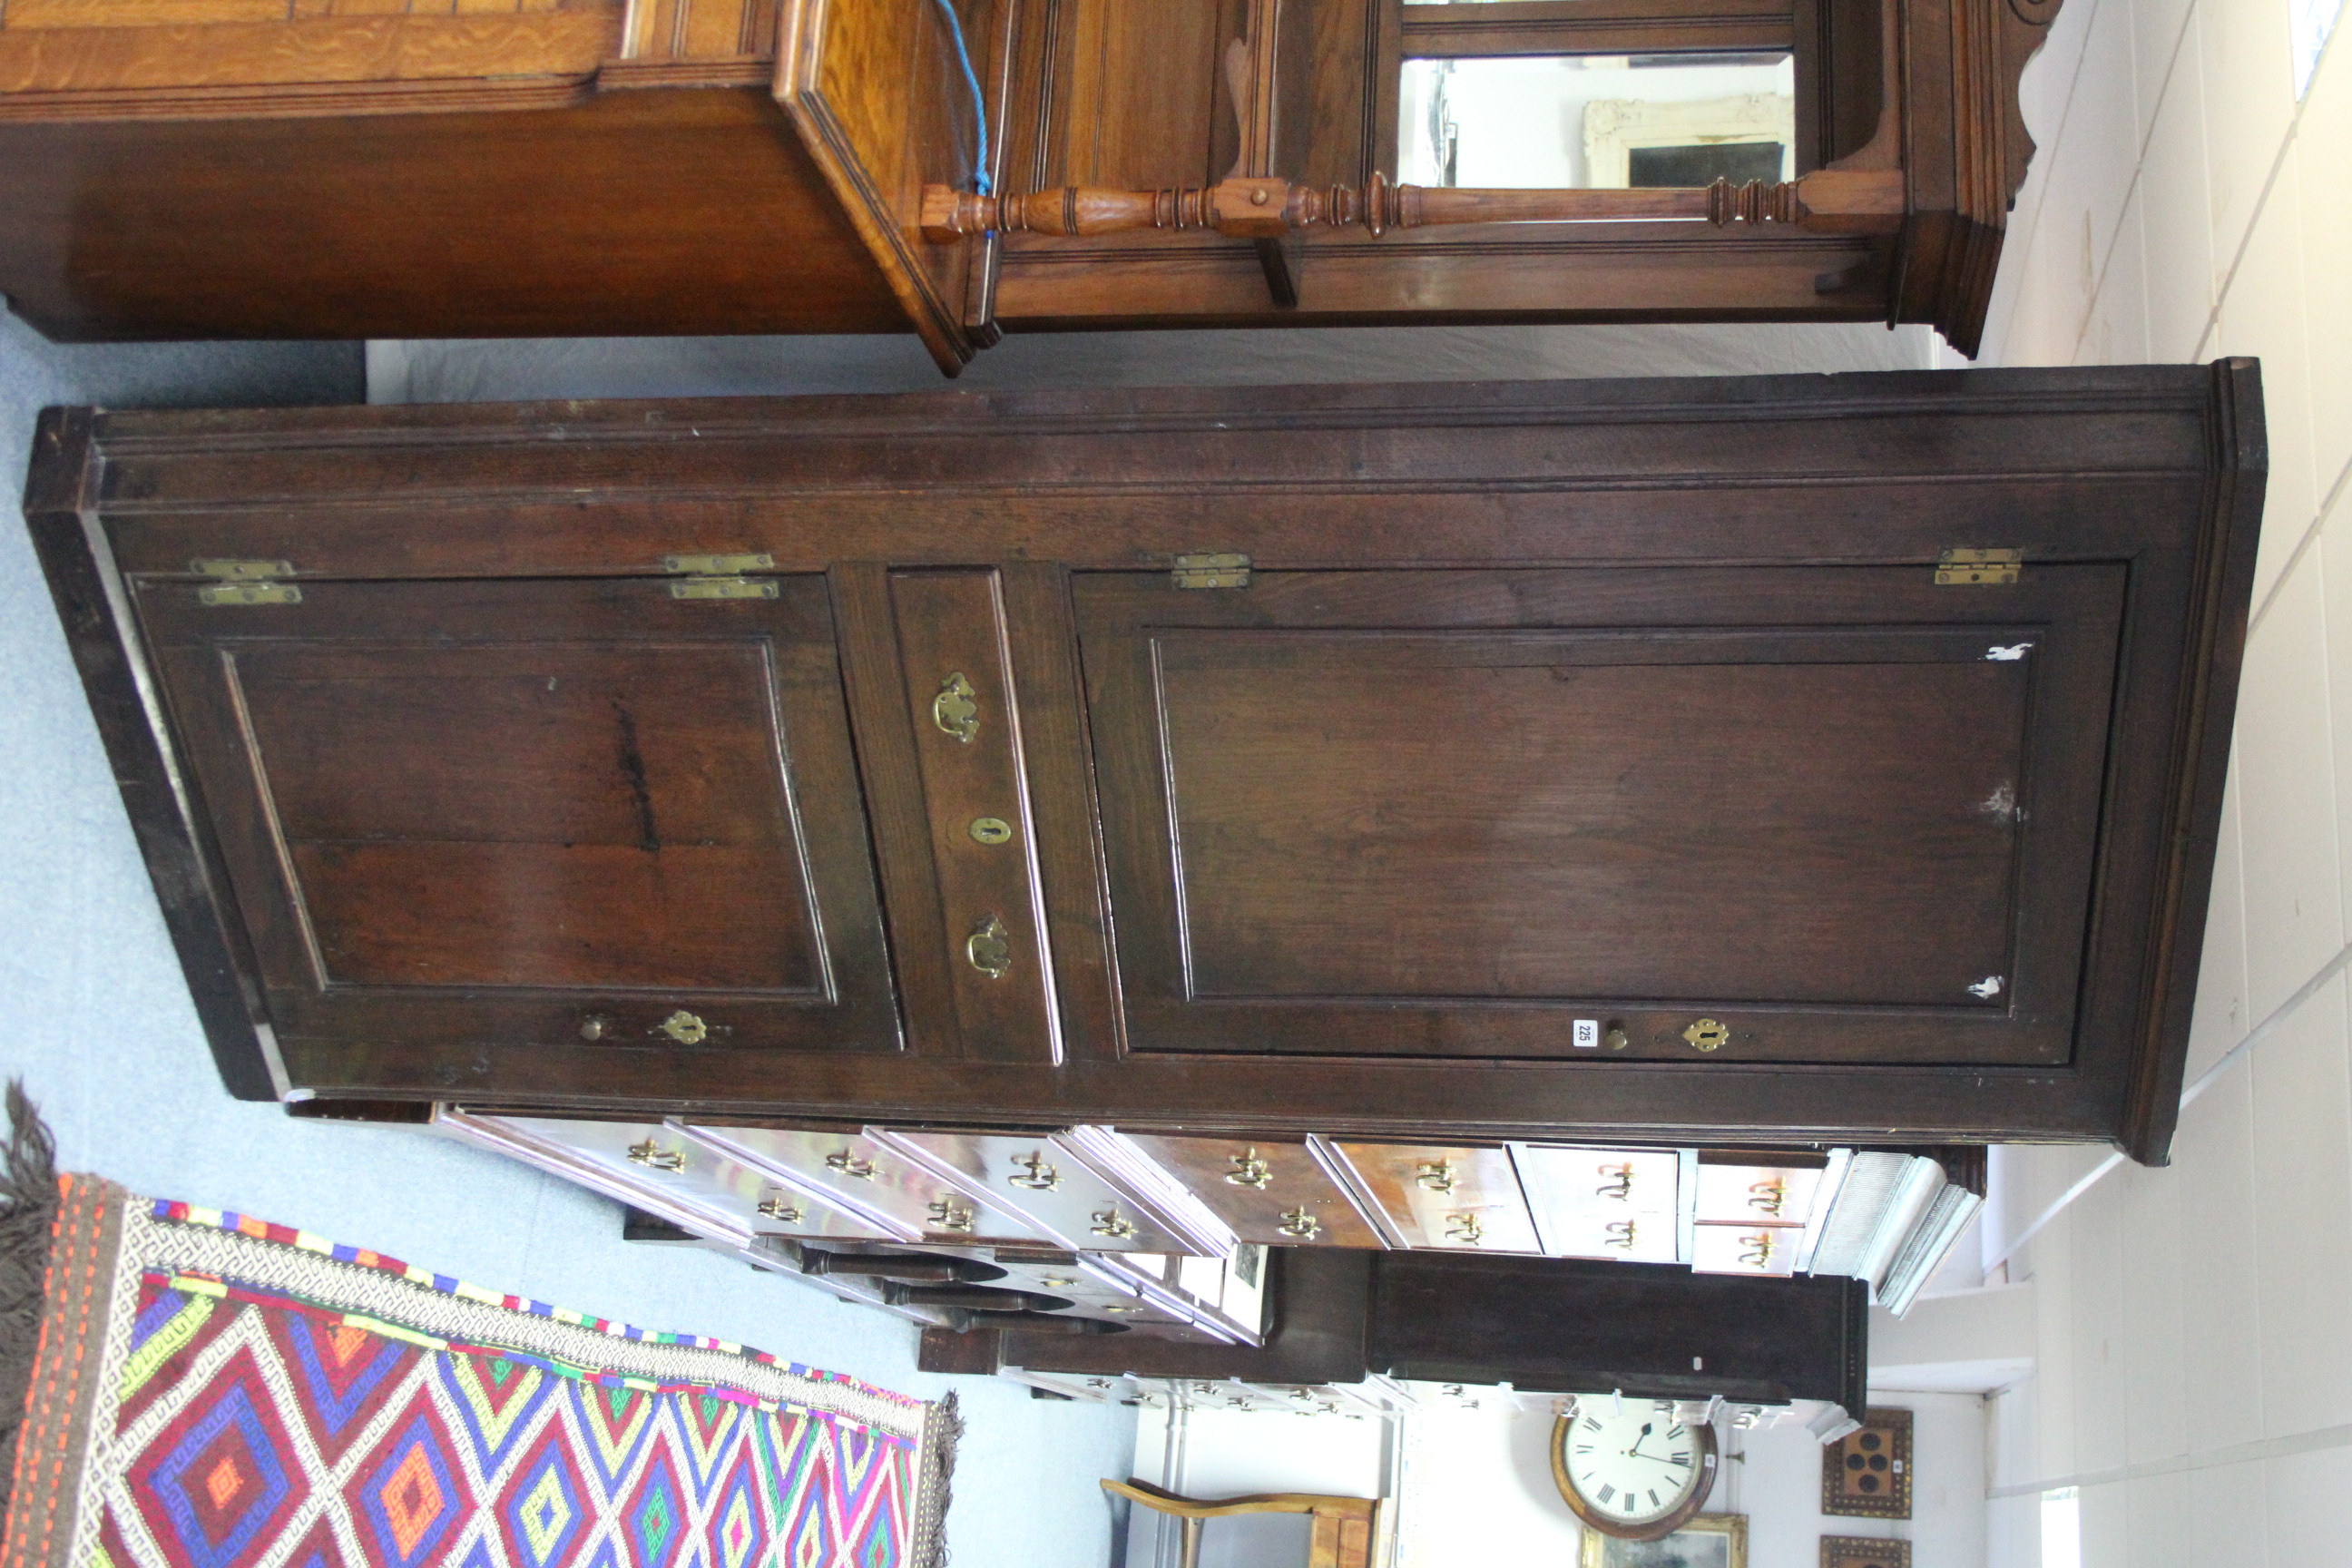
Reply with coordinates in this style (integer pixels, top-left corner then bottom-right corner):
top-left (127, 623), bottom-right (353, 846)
top-left (1102, 1477), bottom-right (1381, 1568)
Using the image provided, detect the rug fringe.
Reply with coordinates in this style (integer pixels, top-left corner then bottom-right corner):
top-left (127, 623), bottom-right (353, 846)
top-left (912, 1390), bottom-right (963, 1568)
top-left (0, 1083), bottom-right (59, 1524)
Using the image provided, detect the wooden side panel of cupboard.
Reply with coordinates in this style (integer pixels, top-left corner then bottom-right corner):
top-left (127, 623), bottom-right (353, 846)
top-left (132, 573), bottom-right (903, 1072)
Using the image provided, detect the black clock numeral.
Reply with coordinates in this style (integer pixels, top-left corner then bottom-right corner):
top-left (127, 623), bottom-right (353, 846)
top-left (1666, 1425), bottom-right (1686, 1439)
top-left (1574, 1445), bottom-right (1593, 1455)
top-left (1583, 1417), bottom-right (1603, 1433)
top-left (1597, 1485), bottom-right (1615, 1504)
top-left (1648, 1490), bottom-right (1661, 1507)
top-left (1671, 1451), bottom-right (1691, 1467)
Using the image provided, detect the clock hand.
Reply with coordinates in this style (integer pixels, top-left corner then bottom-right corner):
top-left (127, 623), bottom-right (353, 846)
top-left (1622, 1421), bottom-right (1655, 1459)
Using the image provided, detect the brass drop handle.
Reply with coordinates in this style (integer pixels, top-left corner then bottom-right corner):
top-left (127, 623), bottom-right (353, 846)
top-left (1278, 1206), bottom-right (1322, 1240)
top-left (966, 914), bottom-right (1012, 979)
top-left (1224, 1149), bottom-right (1273, 1189)
top-left (933, 671), bottom-right (980, 742)
top-left (1008, 1152), bottom-right (1062, 1191)
top-left (757, 1193), bottom-right (803, 1221)
top-left (824, 1151), bottom-right (877, 1180)
top-left (1415, 1159), bottom-right (1460, 1193)
top-left (628, 1138), bottom-right (687, 1173)
top-left (1090, 1207), bottom-right (1139, 1240)
top-left (926, 1198), bottom-right (976, 1233)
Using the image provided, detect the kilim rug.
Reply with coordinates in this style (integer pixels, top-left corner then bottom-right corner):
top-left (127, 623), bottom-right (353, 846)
top-left (0, 1164), bottom-right (957, 1568)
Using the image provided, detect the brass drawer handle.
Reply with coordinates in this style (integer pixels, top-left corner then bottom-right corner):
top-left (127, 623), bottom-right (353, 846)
top-left (966, 914), bottom-right (1012, 979)
top-left (824, 1151), bottom-right (877, 1180)
top-left (1415, 1159), bottom-right (1459, 1193)
top-left (926, 1198), bottom-right (975, 1233)
top-left (628, 1138), bottom-right (687, 1173)
top-left (933, 671), bottom-right (980, 742)
top-left (757, 1193), bottom-right (803, 1221)
top-left (1278, 1206), bottom-right (1322, 1240)
top-left (1090, 1207), bottom-right (1139, 1240)
top-left (1224, 1149), bottom-right (1273, 1190)
top-left (1008, 1152), bottom-right (1061, 1191)
top-left (1682, 1017), bottom-right (1730, 1052)
top-left (1444, 1212), bottom-right (1485, 1245)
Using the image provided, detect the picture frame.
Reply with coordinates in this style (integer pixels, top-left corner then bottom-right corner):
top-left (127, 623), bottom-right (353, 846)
top-left (1822, 1538), bottom-right (1911, 1568)
top-left (1578, 1513), bottom-right (1749, 1568)
top-left (1822, 1408), bottom-right (1914, 1518)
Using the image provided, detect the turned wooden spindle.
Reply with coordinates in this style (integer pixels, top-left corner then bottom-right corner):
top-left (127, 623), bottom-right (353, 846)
top-left (918, 172), bottom-right (1801, 244)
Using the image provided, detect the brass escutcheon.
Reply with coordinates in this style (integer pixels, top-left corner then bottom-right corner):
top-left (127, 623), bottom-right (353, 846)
top-left (968, 816), bottom-right (1014, 846)
top-left (1682, 1017), bottom-right (1730, 1053)
top-left (628, 1138), bottom-right (686, 1173)
top-left (824, 1151), bottom-right (877, 1180)
top-left (1224, 1149), bottom-right (1273, 1190)
top-left (966, 914), bottom-right (1012, 979)
top-left (658, 1010), bottom-right (710, 1046)
top-left (1278, 1206), bottom-right (1322, 1240)
top-left (933, 671), bottom-right (980, 743)
top-left (1007, 1152), bottom-right (1061, 1191)
top-left (1415, 1159), bottom-right (1460, 1193)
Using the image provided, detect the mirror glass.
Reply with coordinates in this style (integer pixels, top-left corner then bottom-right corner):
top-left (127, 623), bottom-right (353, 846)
top-left (1396, 54), bottom-right (1796, 189)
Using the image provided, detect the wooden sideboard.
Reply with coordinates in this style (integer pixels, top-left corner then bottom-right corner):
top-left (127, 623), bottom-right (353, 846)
top-left (26, 365), bottom-right (2260, 1164)
top-left (0, 0), bottom-right (2058, 360)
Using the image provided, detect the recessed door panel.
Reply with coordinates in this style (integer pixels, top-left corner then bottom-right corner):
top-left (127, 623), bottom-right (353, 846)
top-left (141, 576), bottom-right (898, 1055)
top-left (1077, 567), bottom-right (2124, 1064)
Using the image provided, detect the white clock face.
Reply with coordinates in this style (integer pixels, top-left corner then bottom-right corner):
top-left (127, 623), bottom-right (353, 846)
top-left (1558, 1398), bottom-right (1709, 1526)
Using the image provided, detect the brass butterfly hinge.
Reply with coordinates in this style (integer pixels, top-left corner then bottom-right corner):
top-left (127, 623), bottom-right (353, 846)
top-left (192, 559), bottom-right (300, 607)
top-left (1934, 547), bottom-right (2022, 585)
top-left (662, 552), bottom-right (779, 600)
top-left (1172, 552), bottom-right (1251, 589)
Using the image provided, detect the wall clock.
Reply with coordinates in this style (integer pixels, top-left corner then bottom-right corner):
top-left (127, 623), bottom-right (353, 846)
top-left (1549, 1396), bottom-right (1720, 1541)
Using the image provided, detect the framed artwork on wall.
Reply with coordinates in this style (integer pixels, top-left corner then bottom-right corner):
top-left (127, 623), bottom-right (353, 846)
top-left (1822, 1538), bottom-right (1911, 1568)
top-left (1822, 1408), bottom-right (1914, 1518)
top-left (1578, 1513), bottom-right (1748, 1568)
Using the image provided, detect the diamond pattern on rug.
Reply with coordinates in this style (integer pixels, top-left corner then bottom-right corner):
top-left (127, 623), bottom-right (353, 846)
top-left (440, 1354), bottom-right (558, 1481)
top-left (618, 1440), bottom-right (689, 1568)
top-left (123, 1348), bottom-right (304, 1568)
top-left (42, 1194), bottom-right (944, 1568)
top-left (349, 1398), bottom-right (468, 1568)
top-left (496, 1421), bottom-right (589, 1568)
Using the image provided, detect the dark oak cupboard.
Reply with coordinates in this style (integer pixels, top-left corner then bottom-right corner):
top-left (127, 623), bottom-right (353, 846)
top-left (27, 364), bottom-right (2261, 1165)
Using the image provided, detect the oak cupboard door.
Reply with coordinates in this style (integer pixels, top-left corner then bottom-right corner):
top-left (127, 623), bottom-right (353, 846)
top-left (1074, 565), bottom-right (2127, 1067)
top-left (135, 575), bottom-right (899, 1063)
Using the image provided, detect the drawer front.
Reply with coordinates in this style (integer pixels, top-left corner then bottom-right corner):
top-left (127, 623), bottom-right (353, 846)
top-left (868, 1130), bottom-right (1201, 1254)
top-left (1116, 1133), bottom-right (1386, 1248)
top-left (1690, 1223), bottom-right (1802, 1277)
top-left (1326, 1142), bottom-right (1542, 1253)
top-left (454, 1113), bottom-right (893, 1243)
top-left (1693, 1161), bottom-right (1826, 1227)
top-left (1513, 1144), bottom-right (1684, 1263)
top-left (681, 1124), bottom-right (1049, 1245)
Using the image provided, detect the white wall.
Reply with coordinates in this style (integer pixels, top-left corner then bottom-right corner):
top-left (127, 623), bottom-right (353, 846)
top-left (1127, 1395), bottom-right (1985, 1568)
top-left (1968, 0), bottom-right (2352, 1555)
